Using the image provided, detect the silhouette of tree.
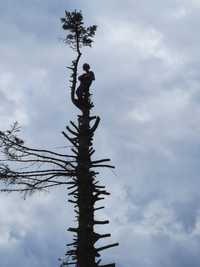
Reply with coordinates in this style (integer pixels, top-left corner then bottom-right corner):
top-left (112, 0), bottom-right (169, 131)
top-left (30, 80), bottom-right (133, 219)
top-left (0, 10), bottom-right (118, 267)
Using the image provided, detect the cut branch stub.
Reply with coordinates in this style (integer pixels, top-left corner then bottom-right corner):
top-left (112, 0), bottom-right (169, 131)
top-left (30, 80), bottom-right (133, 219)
top-left (90, 116), bottom-right (100, 133)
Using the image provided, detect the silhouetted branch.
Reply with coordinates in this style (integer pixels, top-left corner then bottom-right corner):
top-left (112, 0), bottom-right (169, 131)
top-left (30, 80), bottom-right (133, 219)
top-left (0, 122), bottom-right (76, 194)
top-left (96, 243), bottom-right (119, 252)
top-left (90, 116), bottom-right (100, 133)
top-left (91, 164), bottom-right (115, 169)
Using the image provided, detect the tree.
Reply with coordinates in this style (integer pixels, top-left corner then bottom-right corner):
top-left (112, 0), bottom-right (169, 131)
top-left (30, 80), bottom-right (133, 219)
top-left (0, 10), bottom-right (118, 267)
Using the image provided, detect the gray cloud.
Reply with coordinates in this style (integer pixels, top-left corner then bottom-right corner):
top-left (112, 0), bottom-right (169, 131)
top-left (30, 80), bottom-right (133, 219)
top-left (1, 1), bottom-right (200, 267)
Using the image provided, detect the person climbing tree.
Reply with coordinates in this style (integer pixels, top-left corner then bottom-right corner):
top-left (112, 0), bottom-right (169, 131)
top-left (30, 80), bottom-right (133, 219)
top-left (76, 63), bottom-right (95, 102)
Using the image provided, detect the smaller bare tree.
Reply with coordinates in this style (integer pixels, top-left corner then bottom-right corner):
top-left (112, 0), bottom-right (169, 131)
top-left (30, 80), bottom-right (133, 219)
top-left (0, 121), bottom-right (75, 194)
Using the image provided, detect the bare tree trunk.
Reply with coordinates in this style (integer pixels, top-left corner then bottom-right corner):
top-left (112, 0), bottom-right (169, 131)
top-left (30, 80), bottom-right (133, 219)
top-left (77, 92), bottom-right (95, 266)
top-left (64, 89), bottom-right (118, 267)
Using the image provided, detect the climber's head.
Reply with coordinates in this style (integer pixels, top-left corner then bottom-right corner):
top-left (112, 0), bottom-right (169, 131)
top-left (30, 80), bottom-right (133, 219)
top-left (83, 63), bottom-right (90, 72)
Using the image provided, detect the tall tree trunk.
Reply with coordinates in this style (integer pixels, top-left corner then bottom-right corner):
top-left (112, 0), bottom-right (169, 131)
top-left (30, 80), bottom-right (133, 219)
top-left (77, 92), bottom-right (95, 266)
top-left (64, 89), bottom-right (118, 267)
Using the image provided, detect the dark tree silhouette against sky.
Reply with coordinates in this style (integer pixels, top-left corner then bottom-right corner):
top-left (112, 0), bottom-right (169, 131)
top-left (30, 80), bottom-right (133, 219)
top-left (0, 10), bottom-right (118, 267)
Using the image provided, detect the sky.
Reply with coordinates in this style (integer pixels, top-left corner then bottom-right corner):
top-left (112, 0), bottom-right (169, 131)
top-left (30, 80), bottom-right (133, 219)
top-left (0, 0), bottom-right (200, 266)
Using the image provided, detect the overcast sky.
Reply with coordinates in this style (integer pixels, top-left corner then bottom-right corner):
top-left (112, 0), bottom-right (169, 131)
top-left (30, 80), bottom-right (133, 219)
top-left (1, 0), bottom-right (200, 266)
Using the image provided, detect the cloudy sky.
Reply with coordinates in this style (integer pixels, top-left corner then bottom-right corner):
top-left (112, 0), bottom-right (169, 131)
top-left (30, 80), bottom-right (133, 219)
top-left (1, 0), bottom-right (200, 266)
